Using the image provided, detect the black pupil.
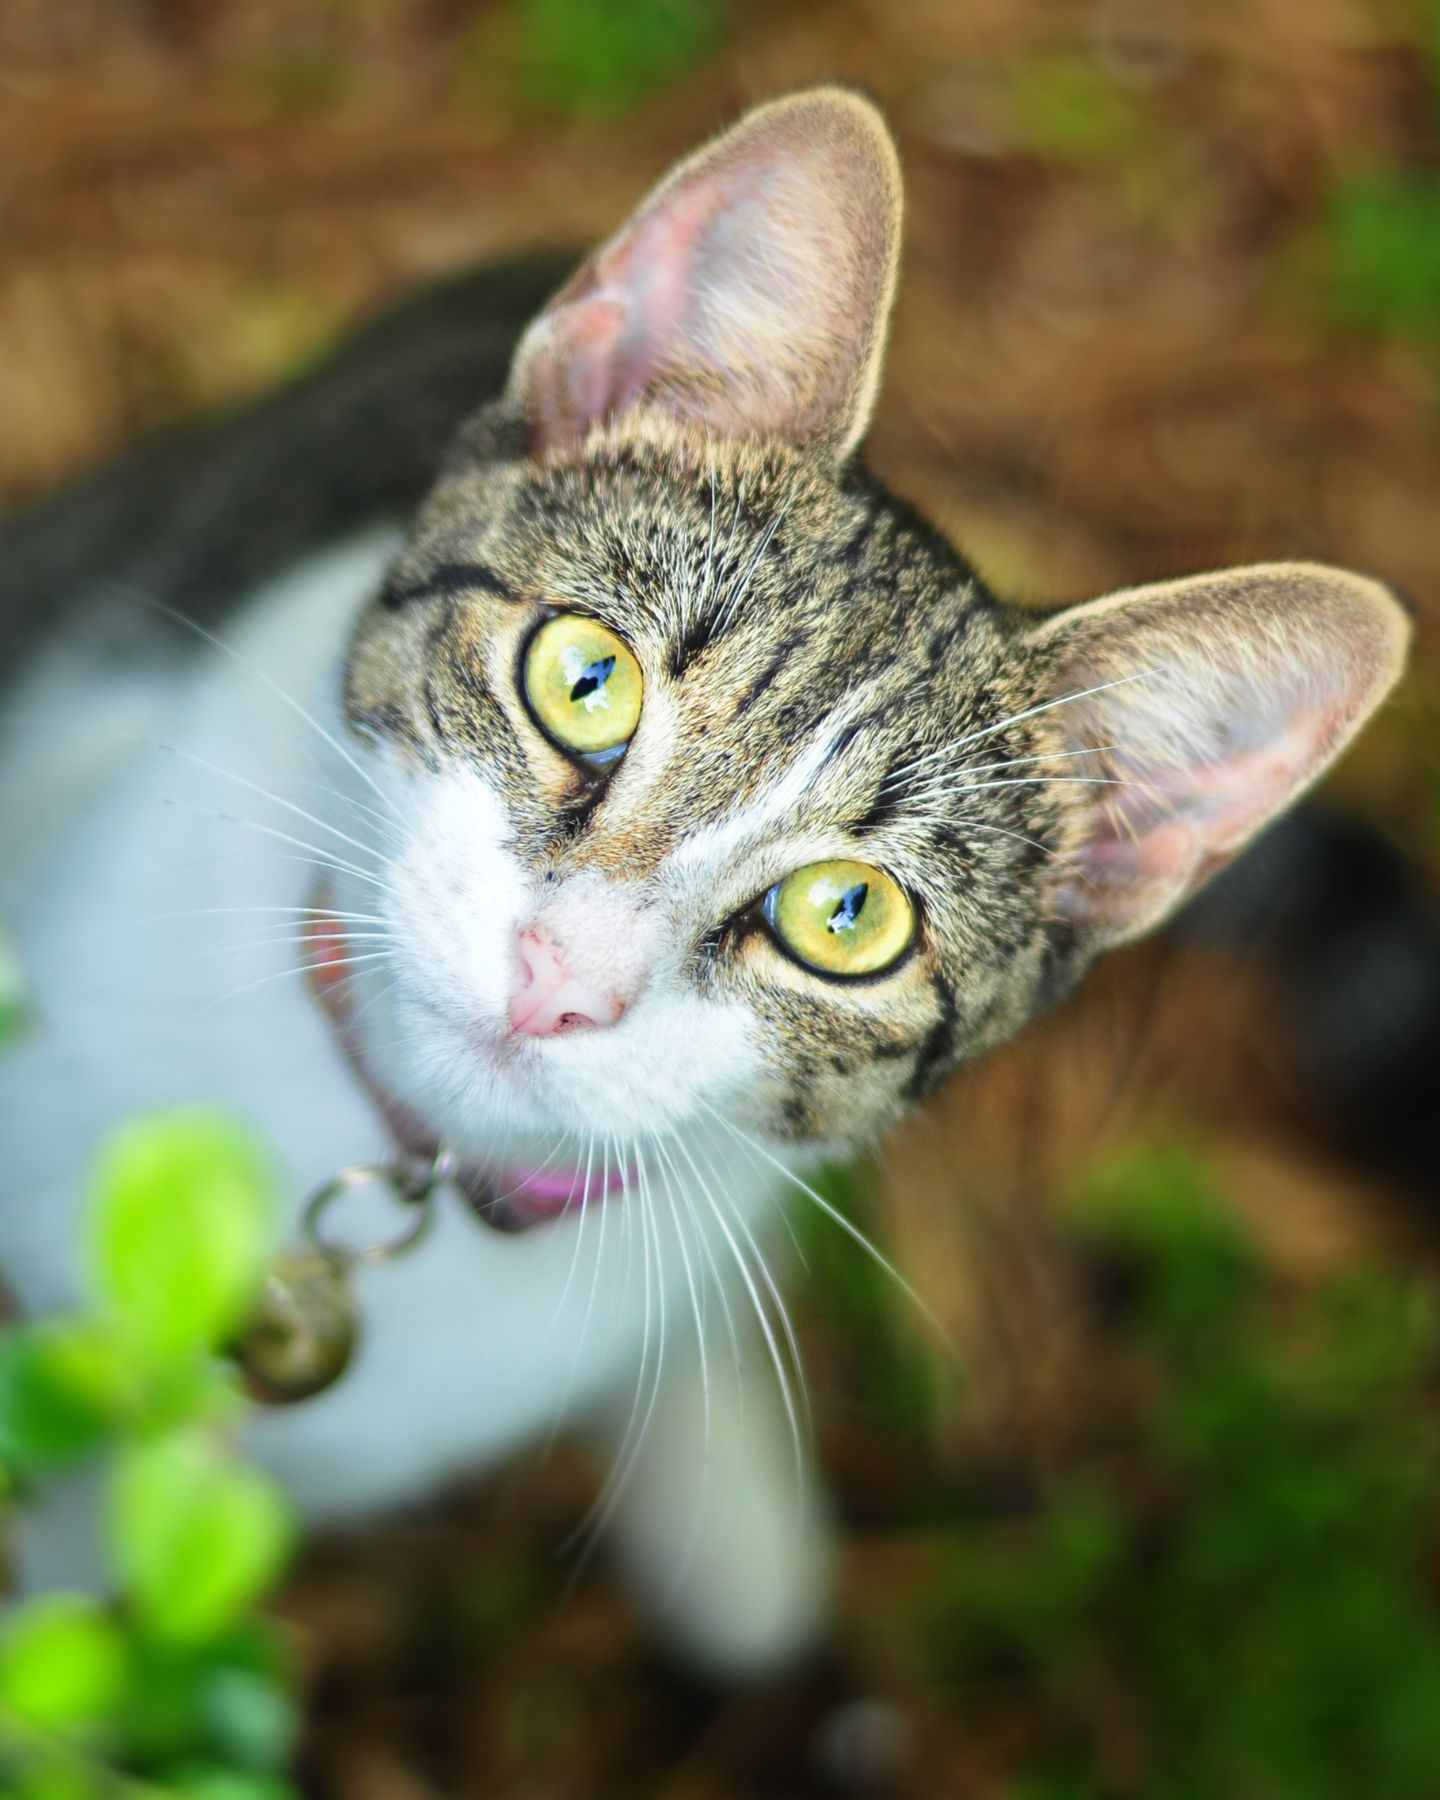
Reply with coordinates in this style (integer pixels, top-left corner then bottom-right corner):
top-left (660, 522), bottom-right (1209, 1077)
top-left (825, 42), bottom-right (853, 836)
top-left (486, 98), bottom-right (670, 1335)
top-left (569, 655), bottom-right (616, 704)
top-left (827, 883), bottom-right (869, 934)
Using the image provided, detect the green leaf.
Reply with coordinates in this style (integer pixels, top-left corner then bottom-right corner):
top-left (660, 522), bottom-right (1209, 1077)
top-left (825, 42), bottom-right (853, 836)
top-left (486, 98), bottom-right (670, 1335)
top-left (90, 1111), bottom-right (275, 1360)
top-left (171, 1776), bottom-right (300, 1800)
top-left (200, 1662), bottom-right (296, 1773)
top-left (1005, 53), bottom-right (1146, 166)
top-left (0, 1321), bottom-right (134, 1479)
top-left (0, 928), bottom-right (26, 1048)
top-left (0, 1593), bottom-right (128, 1730)
top-left (1322, 171), bottom-right (1440, 338)
top-left (2, 1755), bottom-right (98, 1800)
top-left (506, 0), bottom-right (724, 119)
top-left (109, 1435), bottom-right (294, 1644)
top-left (116, 1621), bottom-right (295, 1772)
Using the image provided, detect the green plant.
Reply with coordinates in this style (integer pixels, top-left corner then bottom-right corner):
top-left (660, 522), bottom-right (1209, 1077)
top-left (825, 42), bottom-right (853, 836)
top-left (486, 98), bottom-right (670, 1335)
top-left (458, 0), bottom-right (727, 122)
top-left (1003, 54), bottom-right (1148, 168)
top-left (0, 1113), bottom-right (300, 1798)
top-left (800, 1159), bottom-right (942, 1441)
top-left (918, 1144), bottom-right (1440, 1798)
top-left (0, 930), bottom-right (24, 1049)
top-left (1315, 171), bottom-right (1440, 339)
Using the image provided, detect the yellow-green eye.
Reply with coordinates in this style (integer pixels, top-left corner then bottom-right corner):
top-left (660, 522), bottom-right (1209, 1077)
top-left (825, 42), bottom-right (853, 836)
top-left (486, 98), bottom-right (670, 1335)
top-left (764, 859), bottom-right (915, 978)
top-left (523, 614), bottom-right (643, 761)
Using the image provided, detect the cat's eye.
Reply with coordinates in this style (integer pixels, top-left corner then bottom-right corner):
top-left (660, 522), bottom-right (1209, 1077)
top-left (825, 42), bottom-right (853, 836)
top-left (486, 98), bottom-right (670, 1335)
top-left (522, 614), bottom-right (643, 762)
top-left (763, 859), bottom-right (915, 979)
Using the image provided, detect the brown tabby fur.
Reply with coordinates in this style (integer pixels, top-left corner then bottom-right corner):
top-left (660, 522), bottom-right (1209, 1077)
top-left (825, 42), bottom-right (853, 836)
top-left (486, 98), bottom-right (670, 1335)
top-left (344, 90), bottom-right (1405, 1381)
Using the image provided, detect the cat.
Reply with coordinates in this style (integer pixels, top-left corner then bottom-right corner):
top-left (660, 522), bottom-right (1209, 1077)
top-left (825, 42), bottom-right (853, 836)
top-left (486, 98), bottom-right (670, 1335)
top-left (0, 87), bottom-right (1410, 1675)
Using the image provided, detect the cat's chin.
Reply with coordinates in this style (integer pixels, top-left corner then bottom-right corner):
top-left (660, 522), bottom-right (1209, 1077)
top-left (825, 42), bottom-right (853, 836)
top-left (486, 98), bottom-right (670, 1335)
top-left (362, 1079), bottom-right (637, 1235)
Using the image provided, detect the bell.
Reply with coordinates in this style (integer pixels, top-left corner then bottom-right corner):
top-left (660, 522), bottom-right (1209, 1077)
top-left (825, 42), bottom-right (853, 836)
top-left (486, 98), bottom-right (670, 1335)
top-left (231, 1250), bottom-right (358, 1404)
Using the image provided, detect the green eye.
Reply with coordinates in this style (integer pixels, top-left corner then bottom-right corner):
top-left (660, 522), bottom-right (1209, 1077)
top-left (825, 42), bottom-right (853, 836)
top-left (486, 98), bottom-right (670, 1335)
top-left (764, 859), bottom-right (915, 978)
top-left (523, 615), bottom-right (643, 760)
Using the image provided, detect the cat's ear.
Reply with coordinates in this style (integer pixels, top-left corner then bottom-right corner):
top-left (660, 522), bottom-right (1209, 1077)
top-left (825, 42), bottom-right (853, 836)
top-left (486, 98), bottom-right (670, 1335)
top-left (1026, 563), bottom-right (1409, 949)
top-left (506, 87), bottom-right (902, 460)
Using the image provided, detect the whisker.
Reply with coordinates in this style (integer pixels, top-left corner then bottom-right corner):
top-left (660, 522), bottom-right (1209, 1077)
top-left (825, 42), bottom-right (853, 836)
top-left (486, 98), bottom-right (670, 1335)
top-left (714, 499), bottom-right (790, 637)
top-left (684, 1132), bottom-right (805, 1484)
top-left (135, 737), bottom-right (389, 872)
top-left (148, 904), bottom-right (388, 926)
top-left (907, 772), bottom-right (1181, 804)
top-left (564, 1134), bottom-right (616, 1425)
top-left (201, 946), bottom-right (395, 1014)
top-left (703, 1103), bottom-right (954, 1356)
top-left (653, 1138), bottom-right (710, 1445)
top-left (543, 1132), bottom-right (597, 1353)
top-left (680, 1132), bottom-right (810, 1445)
top-left (150, 847), bottom-right (392, 893)
top-left (343, 967), bottom-right (406, 1036)
top-left (881, 670), bottom-right (1161, 789)
top-left (568, 1144), bottom-right (667, 1554)
top-left (160, 801), bottom-right (389, 892)
top-left (656, 1134), bottom-right (741, 1372)
top-left (299, 780), bottom-right (405, 848)
top-left (652, 1142), bottom-right (715, 1612)
top-left (943, 742), bottom-right (1132, 781)
top-left (192, 928), bottom-right (394, 959)
top-left (892, 815), bottom-right (1060, 860)
top-left (737, 1212), bottom-right (808, 1436)
top-left (127, 591), bottom-right (405, 824)
top-left (714, 1126), bottom-right (807, 1273)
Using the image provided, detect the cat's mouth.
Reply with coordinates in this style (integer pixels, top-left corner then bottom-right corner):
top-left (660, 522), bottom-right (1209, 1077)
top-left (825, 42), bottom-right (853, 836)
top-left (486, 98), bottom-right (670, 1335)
top-left (456, 1159), bottom-right (634, 1233)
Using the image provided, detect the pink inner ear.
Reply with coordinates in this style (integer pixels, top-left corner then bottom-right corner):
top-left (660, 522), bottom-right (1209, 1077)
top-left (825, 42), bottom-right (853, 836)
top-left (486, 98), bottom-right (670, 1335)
top-left (506, 91), bottom-right (901, 455)
top-left (1183, 710), bottom-right (1332, 856)
top-left (1038, 560), bottom-right (1407, 949)
top-left (1059, 690), bottom-right (1343, 945)
top-left (602, 181), bottom-right (726, 395)
top-left (528, 299), bottom-right (627, 455)
top-left (533, 181), bottom-right (725, 449)
top-left (1062, 819), bottom-right (1201, 938)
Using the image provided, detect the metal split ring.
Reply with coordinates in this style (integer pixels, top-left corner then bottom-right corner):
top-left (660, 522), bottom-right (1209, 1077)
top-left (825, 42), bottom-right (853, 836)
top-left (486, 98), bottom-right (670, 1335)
top-left (301, 1144), bottom-right (456, 1266)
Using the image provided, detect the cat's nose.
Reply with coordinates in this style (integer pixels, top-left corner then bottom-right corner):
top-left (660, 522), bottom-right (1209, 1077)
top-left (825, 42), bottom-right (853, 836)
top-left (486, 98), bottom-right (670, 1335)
top-left (508, 926), bottom-right (627, 1037)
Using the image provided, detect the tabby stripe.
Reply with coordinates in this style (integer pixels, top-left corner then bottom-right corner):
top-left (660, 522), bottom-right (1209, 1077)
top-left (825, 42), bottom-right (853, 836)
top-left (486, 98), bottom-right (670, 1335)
top-left (735, 630), bottom-right (807, 715)
top-left (905, 967), bottom-right (959, 1100)
top-left (381, 561), bottom-right (515, 608)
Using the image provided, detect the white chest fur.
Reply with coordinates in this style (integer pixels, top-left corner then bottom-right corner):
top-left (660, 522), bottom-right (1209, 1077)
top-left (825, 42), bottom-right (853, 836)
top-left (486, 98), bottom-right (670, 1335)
top-left (0, 537), bottom-right (788, 1528)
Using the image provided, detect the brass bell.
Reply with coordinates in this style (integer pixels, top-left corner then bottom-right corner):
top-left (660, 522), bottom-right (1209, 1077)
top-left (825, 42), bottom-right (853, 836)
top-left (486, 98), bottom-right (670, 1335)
top-left (231, 1250), bottom-right (358, 1405)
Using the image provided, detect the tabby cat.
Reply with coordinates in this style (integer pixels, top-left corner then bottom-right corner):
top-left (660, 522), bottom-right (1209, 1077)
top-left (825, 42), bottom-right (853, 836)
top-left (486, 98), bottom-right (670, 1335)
top-left (0, 88), bottom-right (1408, 1672)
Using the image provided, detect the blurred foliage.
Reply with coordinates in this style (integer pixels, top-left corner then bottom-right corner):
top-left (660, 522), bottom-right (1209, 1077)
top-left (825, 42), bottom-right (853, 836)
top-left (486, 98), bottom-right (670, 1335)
top-left (1295, 0), bottom-right (1440, 349)
top-left (1002, 54), bottom-right (1148, 167)
top-left (460, 0), bottom-right (728, 120)
top-left (0, 931), bottom-right (24, 1049)
top-left (803, 1160), bottom-right (942, 1442)
top-left (1314, 172), bottom-right (1440, 340)
top-left (0, 1114), bottom-right (300, 1799)
top-left (904, 1143), bottom-right (1440, 1798)
top-left (236, 47), bottom-right (357, 116)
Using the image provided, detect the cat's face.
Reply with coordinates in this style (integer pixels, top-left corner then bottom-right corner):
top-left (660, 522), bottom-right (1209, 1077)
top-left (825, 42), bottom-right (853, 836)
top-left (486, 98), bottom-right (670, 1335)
top-left (343, 418), bottom-right (1054, 1152)
top-left (335, 89), bottom-right (1407, 1188)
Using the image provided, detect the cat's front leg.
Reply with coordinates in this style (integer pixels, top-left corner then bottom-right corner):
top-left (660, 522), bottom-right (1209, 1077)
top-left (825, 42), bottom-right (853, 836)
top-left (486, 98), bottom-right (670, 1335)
top-left (595, 1324), bottom-right (832, 1679)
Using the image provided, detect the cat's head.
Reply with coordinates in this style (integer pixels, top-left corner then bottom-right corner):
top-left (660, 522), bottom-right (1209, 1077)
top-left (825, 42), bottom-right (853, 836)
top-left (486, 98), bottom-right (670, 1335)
top-left (338, 88), bottom-right (1408, 1201)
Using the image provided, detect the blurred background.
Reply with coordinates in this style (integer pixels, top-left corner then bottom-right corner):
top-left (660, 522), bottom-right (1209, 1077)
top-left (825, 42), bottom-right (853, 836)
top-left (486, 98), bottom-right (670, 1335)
top-left (5, 1), bottom-right (1440, 1794)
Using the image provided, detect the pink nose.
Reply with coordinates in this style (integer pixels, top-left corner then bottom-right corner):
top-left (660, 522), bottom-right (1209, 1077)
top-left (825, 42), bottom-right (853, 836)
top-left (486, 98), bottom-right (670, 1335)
top-left (508, 927), bottom-right (627, 1038)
